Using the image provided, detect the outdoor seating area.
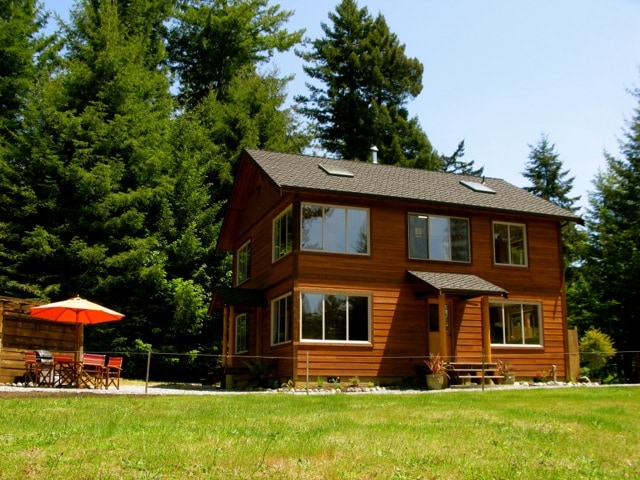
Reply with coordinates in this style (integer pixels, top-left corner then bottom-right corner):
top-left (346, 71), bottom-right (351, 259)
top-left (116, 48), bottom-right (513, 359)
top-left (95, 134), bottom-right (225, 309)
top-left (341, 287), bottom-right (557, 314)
top-left (23, 350), bottom-right (123, 389)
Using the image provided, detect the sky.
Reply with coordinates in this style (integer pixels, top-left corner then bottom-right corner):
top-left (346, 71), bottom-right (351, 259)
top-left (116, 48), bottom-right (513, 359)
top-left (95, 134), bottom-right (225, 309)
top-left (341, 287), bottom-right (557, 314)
top-left (43, 0), bottom-right (640, 213)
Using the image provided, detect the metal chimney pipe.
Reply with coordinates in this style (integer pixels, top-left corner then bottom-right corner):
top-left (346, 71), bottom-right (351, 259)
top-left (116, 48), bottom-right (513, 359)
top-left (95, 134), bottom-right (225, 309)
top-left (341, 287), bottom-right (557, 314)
top-left (370, 145), bottom-right (379, 164)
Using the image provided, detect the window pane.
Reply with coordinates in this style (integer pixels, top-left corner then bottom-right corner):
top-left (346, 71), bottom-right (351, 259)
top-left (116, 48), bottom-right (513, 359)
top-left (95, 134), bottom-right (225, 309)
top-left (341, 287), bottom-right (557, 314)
top-left (348, 296), bottom-right (369, 341)
top-left (408, 215), bottom-right (428, 259)
top-left (489, 305), bottom-right (504, 344)
top-left (324, 207), bottom-right (346, 252)
top-left (428, 216), bottom-right (451, 260)
top-left (509, 225), bottom-right (525, 265)
top-left (272, 296), bottom-right (290, 345)
top-left (324, 295), bottom-right (347, 340)
top-left (237, 242), bottom-right (250, 285)
top-left (301, 293), bottom-right (323, 339)
top-left (523, 307), bottom-right (540, 344)
top-left (506, 304), bottom-right (523, 344)
top-left (450, 218), bottom-right (470, 262)
top-left (274, 208), bottom-right (292, 260)
top-left (348, 209), bottom-right (368, 253)
top-left (301, 205), bottom-right (323, 250)
top-left (236, 314), bottom-right (247, 353)
top-left (494, 223), bottom-right (510, 264)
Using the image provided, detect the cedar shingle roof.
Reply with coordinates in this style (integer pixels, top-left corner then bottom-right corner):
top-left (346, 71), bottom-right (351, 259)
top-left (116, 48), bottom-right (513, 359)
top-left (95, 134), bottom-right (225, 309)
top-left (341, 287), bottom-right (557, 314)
top-left (408, 271), bottom-right (508, 297)
top-left (244, 149), bottom-right (581, 222)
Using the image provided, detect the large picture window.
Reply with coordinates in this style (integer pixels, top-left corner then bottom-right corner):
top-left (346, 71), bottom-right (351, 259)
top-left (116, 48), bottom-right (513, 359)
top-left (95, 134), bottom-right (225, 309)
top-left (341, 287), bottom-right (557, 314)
top-left (236, 240), bottom-right (251, 285)
top-left (493, 222), bottom-right (527, 266)
top-left (489, 302), bottom-right (542, 346)
top-left (272, 294), bottom-right (291, 345)
top-left (408, 213), bottom-right (470, 262)
top-left (301, 292), bottom-right (370, 342)
top-left (235, 314), bottom-right (248, 353)
top-left (301, 204), bottom-right (369, 254)
top-left (273, 206), bottom-right (293, 261)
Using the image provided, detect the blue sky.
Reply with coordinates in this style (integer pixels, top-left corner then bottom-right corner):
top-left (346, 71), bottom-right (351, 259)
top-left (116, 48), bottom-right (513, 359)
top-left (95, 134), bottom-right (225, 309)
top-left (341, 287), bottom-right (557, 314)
top-left (43, 0), bottom-right (640, 212)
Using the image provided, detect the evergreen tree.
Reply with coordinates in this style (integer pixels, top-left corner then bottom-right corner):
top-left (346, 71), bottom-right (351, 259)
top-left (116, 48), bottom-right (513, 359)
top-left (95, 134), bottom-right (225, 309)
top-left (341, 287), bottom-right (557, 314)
top-left (296, 0), bottom-right (441, 169)
top-left (523, 134), bottom-right (580, 211)
top-left (584, 83), bottom-right (640, 382)
top-left (0, 0), bottom-right (54, 297)
top-left (168, 0), bottom-right (303, 108)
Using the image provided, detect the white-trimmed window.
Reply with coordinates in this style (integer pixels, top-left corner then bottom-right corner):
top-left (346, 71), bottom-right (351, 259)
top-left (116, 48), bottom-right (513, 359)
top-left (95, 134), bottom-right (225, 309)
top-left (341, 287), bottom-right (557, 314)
top-left (235, 314), bottom-right (248, 353)
top-left (236, 240), bottom-right (251, 285)
top-left (300, 292), bottom-right (370, 342)
top-left (272, 293), bottom-right (291, 345)
top-left (301, 203), bottom-right (369, 254)
top-left (273, 206), bottom-right (293, 261)
top-left (493, 222), bottom-right (527, 266)
top-left (489, 302), bottom-right (542, 346)
top-left (408, 213), bottom-right (470, 262)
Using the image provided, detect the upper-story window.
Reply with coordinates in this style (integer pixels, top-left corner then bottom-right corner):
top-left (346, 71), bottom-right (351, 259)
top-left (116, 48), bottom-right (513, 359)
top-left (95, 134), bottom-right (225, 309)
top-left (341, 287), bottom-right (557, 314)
top-left (301, 203), bottom-right (369, 254)
top-left (408, 213), bottom-right (470, 262)
top-left (273, 206), bottom-right (293, 262)
top-left (493, 222), bottom-right (527, 266)
top-left (236, 240), bottom-right (251, 285)
top-left (490, 302), bottom-right (542, 346)
top-left (301, 292), bottom-right (370, 342)
top-left (271, 293), bottom-right (292, 346)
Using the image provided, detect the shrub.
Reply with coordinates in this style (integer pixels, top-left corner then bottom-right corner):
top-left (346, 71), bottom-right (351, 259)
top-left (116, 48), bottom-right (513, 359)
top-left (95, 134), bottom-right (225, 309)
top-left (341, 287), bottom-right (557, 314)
top-left (579, 328), bottom-right (616, 378)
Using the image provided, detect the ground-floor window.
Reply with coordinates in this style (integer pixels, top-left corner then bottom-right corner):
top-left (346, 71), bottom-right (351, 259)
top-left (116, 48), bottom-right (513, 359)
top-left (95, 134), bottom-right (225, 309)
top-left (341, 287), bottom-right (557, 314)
top-left (489, 302), bottom-right (542, 346)
top-left (300, 292), bottom-right (370, 342)
top-left (235, 313), bottom-right (248, 353)
top-left (272, 294), bottom-right (291, 345)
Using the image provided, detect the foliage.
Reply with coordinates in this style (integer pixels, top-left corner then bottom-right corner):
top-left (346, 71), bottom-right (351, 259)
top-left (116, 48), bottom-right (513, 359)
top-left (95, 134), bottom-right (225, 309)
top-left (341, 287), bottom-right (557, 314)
top-left (168, 0), bottom-right (303, 108)
top-left (296, 0), bottom-right (432, 168)
top-left (424, 352), bottom-right (448, 376)
top-left (244, 357), bottom-right (277, 388)
top-left (496, 359), bottom-right (513, 374)
top-left (579, 328), bottom-right (616, 378)
top-left (582, 81), bottom-right (640, 381)
top-left (0, 388), bottom-right (639, 479)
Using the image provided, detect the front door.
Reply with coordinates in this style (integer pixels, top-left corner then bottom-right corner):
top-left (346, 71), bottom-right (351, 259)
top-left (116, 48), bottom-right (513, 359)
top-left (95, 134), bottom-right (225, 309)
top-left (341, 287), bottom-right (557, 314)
top-left (427, 300), bottom-right (453, 360)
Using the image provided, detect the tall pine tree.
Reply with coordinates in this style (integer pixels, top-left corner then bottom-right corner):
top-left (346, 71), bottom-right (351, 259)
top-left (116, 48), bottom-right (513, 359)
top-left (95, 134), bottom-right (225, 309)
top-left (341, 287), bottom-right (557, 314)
top-left (583, 83), bottom-right (640, 382)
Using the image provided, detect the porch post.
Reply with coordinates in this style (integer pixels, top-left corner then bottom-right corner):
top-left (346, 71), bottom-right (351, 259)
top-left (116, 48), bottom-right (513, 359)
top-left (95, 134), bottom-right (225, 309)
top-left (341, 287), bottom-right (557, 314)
top-left (438, 292), bottom-right (448, 360)
top-left (481, 296), bottom-right (492, 363)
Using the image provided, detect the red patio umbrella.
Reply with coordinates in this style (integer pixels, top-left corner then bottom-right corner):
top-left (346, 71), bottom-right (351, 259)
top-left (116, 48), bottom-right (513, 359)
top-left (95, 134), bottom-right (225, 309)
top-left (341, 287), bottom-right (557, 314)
top-left (30, 295), bottom-right (125, 361)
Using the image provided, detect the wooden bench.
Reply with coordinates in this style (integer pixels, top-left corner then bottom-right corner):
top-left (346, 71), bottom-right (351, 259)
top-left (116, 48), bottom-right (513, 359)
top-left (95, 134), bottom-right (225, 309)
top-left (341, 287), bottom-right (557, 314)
top-left (448, 362), bottom-right (504, 386)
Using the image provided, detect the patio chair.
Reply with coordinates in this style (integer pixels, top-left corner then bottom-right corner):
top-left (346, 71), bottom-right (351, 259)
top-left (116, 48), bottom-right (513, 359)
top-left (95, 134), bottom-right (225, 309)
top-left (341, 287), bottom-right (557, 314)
top-left (80, 353), bottom-right (106, 389)
top-left (104, 357), bottom-right (123, 390)
top-left (24, 351), bottom-right (39, 385)
top-left (53, 353), bottom-right (77, 387)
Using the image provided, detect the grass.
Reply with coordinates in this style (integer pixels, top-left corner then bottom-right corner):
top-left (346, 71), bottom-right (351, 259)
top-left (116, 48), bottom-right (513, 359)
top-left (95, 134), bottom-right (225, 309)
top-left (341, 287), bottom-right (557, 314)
top-left (0, 387), bottom-right (638, 479)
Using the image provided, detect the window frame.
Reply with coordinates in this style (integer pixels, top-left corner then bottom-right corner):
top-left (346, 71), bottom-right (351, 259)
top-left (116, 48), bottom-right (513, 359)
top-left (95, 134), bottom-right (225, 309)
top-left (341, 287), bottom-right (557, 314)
top-left (489, 301), bottom-right (543, 347)
top-left (271, 293), bottom-right (292, 346)
top-left (273, 206), bottom-right (293, 262)
top-left (236, 240), bottom-right (251, 286)
top-left (493, 221), bottom-right (528, 266)
top-left (301, 203), bottom-right (370, 255)
top-left (235, 313), bottom-right (248, 354)
top-left (408, 213), bottom-right (470, 262)
top-left (300, 291), bottom-right (372, 343)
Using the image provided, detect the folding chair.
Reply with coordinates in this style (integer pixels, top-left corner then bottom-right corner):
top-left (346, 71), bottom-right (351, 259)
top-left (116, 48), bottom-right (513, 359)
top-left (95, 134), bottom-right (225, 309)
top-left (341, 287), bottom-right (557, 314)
top-left (103, 357), bottom-right (123, 390)
top-left (24, 351), bottom-right (39, 385)
top-left (80, 353), bottom-right (106, 389)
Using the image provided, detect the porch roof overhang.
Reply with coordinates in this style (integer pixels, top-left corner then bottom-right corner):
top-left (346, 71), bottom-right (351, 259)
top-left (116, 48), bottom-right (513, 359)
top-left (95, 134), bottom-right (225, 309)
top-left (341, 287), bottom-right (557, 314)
top-left (408, 271), bottom-right (508, 299)
top-left (210, 287), bottom-right (266, 311)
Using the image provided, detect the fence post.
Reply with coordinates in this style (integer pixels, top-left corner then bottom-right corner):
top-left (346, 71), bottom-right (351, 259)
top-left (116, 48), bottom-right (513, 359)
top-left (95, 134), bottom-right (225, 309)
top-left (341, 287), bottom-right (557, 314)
top-left (144, 345), bottom-right (152, 394)
top-left (306, 352), bottom-right (309, 394)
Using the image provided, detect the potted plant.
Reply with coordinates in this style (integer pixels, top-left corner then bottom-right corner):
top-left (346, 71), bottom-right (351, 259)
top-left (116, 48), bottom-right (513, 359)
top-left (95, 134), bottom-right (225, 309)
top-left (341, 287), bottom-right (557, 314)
top-left (497, 360), bottom-right (515, 385)
top-left (424, 353), bottom-right (449, 390)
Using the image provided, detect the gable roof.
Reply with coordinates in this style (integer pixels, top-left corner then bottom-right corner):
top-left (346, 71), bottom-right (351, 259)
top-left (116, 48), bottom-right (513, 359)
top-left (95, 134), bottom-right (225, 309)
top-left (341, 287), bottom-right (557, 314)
top-left (243, 149), bottom-right (581, 222)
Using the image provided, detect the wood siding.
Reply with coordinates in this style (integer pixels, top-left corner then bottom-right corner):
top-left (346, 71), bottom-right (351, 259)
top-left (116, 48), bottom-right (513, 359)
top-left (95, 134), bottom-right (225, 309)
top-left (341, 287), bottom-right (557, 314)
top-left (223, 163), bottom-right (571, 383)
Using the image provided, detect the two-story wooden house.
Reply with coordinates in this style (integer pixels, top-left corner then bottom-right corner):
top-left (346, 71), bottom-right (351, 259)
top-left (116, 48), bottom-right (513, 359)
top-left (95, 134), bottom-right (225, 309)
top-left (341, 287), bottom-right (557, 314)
top-left (213, 149), bottom-right (581, 387)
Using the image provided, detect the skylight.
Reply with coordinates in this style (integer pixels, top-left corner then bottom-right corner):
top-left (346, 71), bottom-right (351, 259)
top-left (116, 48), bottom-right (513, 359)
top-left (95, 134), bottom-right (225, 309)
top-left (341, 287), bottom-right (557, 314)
top-left (459, 180), bottom-right (495, 194)
top-left (319, 163), bottom-right (355, 177)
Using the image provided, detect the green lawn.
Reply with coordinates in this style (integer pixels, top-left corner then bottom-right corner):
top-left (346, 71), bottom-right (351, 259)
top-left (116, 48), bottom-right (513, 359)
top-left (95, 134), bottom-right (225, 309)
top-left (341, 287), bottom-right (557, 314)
top-left (1, 387), bottom-right (638, 479)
